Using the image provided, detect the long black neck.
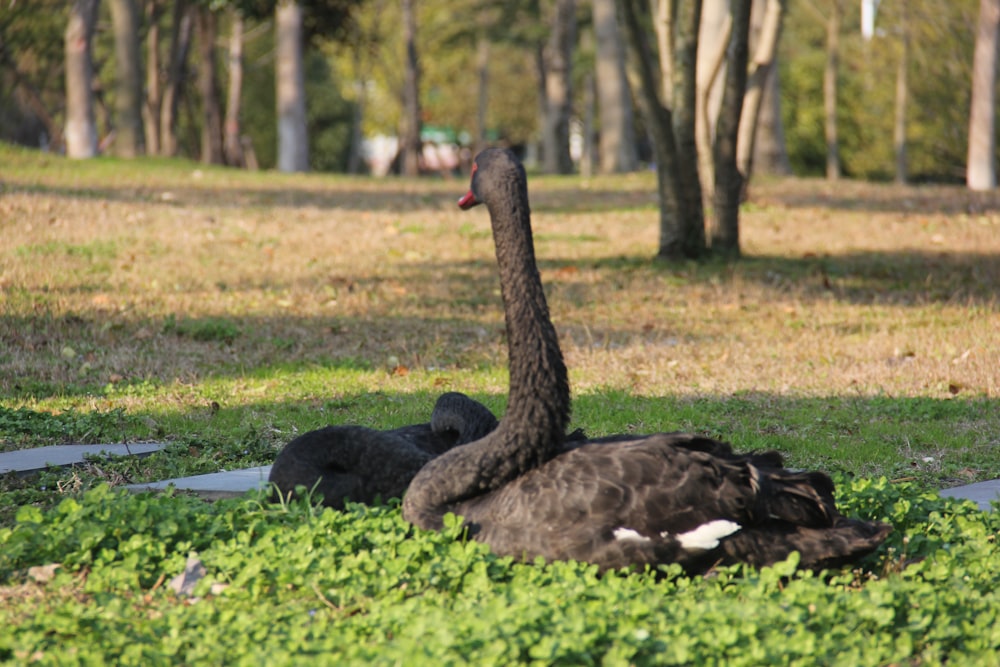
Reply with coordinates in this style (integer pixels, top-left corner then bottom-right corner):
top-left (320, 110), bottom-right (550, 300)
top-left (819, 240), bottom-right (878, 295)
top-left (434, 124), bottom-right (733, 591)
top-left (402, 166), bottom-right (570, 529)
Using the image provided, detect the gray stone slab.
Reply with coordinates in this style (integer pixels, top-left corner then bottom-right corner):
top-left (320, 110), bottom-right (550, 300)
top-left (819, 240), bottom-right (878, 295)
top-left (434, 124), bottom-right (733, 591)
top-left (0, 443), bottom-right (167, 475)
top-left (126, 466), bottom-right (272, 500)
top-left (940, 479), bottom-right (1000, 511)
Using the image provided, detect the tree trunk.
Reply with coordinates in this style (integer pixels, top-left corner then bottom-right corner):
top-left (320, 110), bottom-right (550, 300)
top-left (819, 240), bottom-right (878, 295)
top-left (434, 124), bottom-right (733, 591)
top-left (161, 0), bottom-right (193, 156)
top-left (593, 0), bottom-right (637, 173)
top-left (893, 2), bottom-right (908, 184)
top-left (399, 0), bottom-right (422, 176)
top-left (695, 0), bottom-right (731, 200)
top-left (347, 47), bottom-right (366, 174)
top-left (736, 0), bottom-right (783, 184)
top-left (109, 0), bottom-right (144, 157)
top-left (653, 0), bottom-right (673, 108)
top-left (475, 33), bottom-right (490, 154)
top-left (543, 0), bottom-right (575, 174)
top-left (823, 0), bottom-right (841, 180)
top-left (672, 0), bottom-right (704, 246)
top-left (276, 0), bottom-right (309, 172)
top-left (196, 7), bottom-right (224, 165)
top-left (619, 0), bottom-right (699, 260)
top-left (968, 0), bottom-right (999, 191)
top-left (143, 0), bottom-right (162, 156)
top-left (752, 59), bottom-right (791, 175)
top-left (710, 0), bottom-right (751, 257)
top-left (224, 11), bottom-right (245, 167)
top-left (64, 0), bottom-right (100, 158)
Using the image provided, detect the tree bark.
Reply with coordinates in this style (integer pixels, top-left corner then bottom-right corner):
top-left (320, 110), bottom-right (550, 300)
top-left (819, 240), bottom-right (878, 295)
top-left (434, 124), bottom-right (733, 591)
top-left (276, 0), bottom-right (309, 172)
top-left (109, 0), bottom-right (144, 157)
top-left (710, 0), bottom-right (751, 257)
top-left (224, 11), bottom-right (245, 167)
top-left (736, 0), bottom-right (783, 184)
top-left (672, 0), bottom-right (705, 246)
top-left (64, 0), bottom-right (100, 158)
top-left (824, 0), bottom-right (841, 181)
top-left (893, 2), bottom-right (909, 184)
top-left (143, 0), bottom-right (162, 156)
top-left (619, 0), bottom-right (701, 260)
top-left (196, 6), bottom-right (224, 164)
top-left (593, 0), bottom-right (637, 173)
top-left (751, 59), bottom-right (791, 175)
top-left (161, 0), bottom-right (193, 156)
top-left (543, 0), bottom-right (576, 174)
top-left (475, 33), bottom-right (490, 154)
top-left (695, 0), bottom-right (731, 199)
top-left (968, 0), bottom-right (999, 191)
top-left (399, 0), bottom-right (422, 176)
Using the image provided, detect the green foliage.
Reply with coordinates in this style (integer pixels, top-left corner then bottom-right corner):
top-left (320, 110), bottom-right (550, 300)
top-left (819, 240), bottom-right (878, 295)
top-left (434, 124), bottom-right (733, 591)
top-left (781, 0), bottom-right (979, 180)
top-left (1, 483), bottom-right (999, 664)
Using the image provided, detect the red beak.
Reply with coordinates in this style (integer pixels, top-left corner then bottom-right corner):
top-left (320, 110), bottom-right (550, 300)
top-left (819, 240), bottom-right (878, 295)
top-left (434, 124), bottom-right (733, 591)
top-left (457, 191), bottom-right (479, 210)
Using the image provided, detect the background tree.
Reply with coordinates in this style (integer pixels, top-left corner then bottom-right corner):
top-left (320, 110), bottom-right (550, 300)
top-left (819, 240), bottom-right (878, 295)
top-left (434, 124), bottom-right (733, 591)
top-left (968, 0), bottom-right (999, 190)
top-left (592, 0), bottom-right (636, 173)
top-left (160, 0), bottom-right (194, 156)
top-left (195, 4), bottom-right (225, 164)
top-left (542, 0), bottom-right (575, 174)
top-left (224, 9), bottom-right (246, 167)
top-left (65, 0), bottom-right (101, 158)
top-left (735, 0), bottom-right (783, 185)
top-left (276, 0), bottom-right (309, 171)
top-left (109, 0), bottom-right (144, 157)
top-left (823, 0), bottom-right (841, 180)
top-left (399, 0), bottom-right (421, 176)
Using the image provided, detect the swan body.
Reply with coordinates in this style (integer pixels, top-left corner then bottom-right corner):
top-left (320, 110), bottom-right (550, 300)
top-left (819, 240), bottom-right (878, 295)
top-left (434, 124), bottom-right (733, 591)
top-left (403, 148), bottom-right (891, 573)
top-left (269, 392), bottom-right (499, 508)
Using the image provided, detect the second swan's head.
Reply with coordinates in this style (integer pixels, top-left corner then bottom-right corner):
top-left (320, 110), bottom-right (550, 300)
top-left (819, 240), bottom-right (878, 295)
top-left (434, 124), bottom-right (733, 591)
top-left (458, 148), bottom-right (528, 211)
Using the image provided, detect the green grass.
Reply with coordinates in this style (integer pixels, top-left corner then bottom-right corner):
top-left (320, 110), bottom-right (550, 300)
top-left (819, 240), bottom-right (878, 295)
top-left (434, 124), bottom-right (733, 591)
top-left (2, 142), bottom-right (1000, 663)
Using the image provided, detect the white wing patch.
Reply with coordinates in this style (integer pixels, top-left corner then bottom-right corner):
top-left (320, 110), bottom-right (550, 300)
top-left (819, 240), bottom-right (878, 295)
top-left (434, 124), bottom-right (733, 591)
top-left (666, 520), bottom-right (742, 551)
top-left (612, 527), bottom-right (653, 544)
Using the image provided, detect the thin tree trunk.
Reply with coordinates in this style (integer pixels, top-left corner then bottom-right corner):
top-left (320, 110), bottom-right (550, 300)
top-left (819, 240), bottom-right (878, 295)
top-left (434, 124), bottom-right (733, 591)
top-left (347, 49), bottom-right (366, 174)
top-left (109, 0), bottom-right (144, 157)
top-left (654, 0), bottom-right (673, 108)
top-left (619, 0), bottom-right (696, 260)
top-left (64, 0), bottom-right (100, 158)
top-left (893, 2), bottom-right (908, 184)
top-left (968, 0), bottom-right (999, 190)
top-left (399, 0), bottom-right (422, 176)
top-left (710, 0), bottom-right (752, 256)
top-left (824, 0), bottom-right (841, 180)
top-left (581, 70), bottom-right (595, 177)
top-left (543, 0), bottom-right (575, 174)
top-left (276, 0), bottom-right (309, 172)
top-left (475, 33), bottom-right (490, 154)
top-left (695, 0), bottom-right (731, 200)
top-left (196, 6), bottom-right (224, 164)
top-left (593, 0), bottom-right (637, 173)
top-left (736, 0), bottom-right (783, 184)
top-left (161, 0), bottom-right (193, 156)
top-left (143, 0), bottom-right (162, 156)
top-left (752, 59), bottom-right (791, 175)
top-left (672, 0), bottom-right (704, 244)
top-left (224, 11), bottom-right (245, 167)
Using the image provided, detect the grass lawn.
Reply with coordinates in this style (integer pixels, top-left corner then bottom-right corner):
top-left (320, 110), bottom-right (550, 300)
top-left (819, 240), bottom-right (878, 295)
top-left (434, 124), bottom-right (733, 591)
top-left (1, 143), bottom-right (999, 664)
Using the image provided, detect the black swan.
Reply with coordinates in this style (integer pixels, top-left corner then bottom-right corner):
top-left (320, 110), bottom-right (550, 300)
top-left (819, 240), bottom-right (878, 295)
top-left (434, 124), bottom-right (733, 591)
top-left (269, 391), bottom-right (499, 509)
top-left (402, 148), bottom-right (892, 574)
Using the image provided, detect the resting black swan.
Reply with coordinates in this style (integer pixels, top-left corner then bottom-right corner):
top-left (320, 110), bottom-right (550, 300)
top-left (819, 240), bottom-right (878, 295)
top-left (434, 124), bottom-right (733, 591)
top-left (402, 148), bottom-right (892, 573)
top-left (269, 391), bottom-right (499, 509)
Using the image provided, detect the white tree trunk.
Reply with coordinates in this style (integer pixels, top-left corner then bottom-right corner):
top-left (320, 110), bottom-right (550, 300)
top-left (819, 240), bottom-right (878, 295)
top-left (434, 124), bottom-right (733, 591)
top-left (276, 0), bottom-right (309, 172)
top-left (64, 0), bottom-right (100, 158)
top-left (593, 0), bottom-right (636, 173)
top-left (968, 0), bottom-right (1000, 191)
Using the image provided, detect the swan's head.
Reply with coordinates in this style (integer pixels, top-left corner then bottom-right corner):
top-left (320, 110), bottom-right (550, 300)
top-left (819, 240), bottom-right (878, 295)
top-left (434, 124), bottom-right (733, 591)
top-left (458, 148), bottom-right (527, 210)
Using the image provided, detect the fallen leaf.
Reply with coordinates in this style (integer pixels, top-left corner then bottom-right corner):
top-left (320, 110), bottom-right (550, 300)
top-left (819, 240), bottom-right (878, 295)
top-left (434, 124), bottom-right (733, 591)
top-left (391, 365), bottom-right (409, 377)
top-left (169, 556), bottom-right (207, 597)
top-left (28, 563), bottom-right (62, 583)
